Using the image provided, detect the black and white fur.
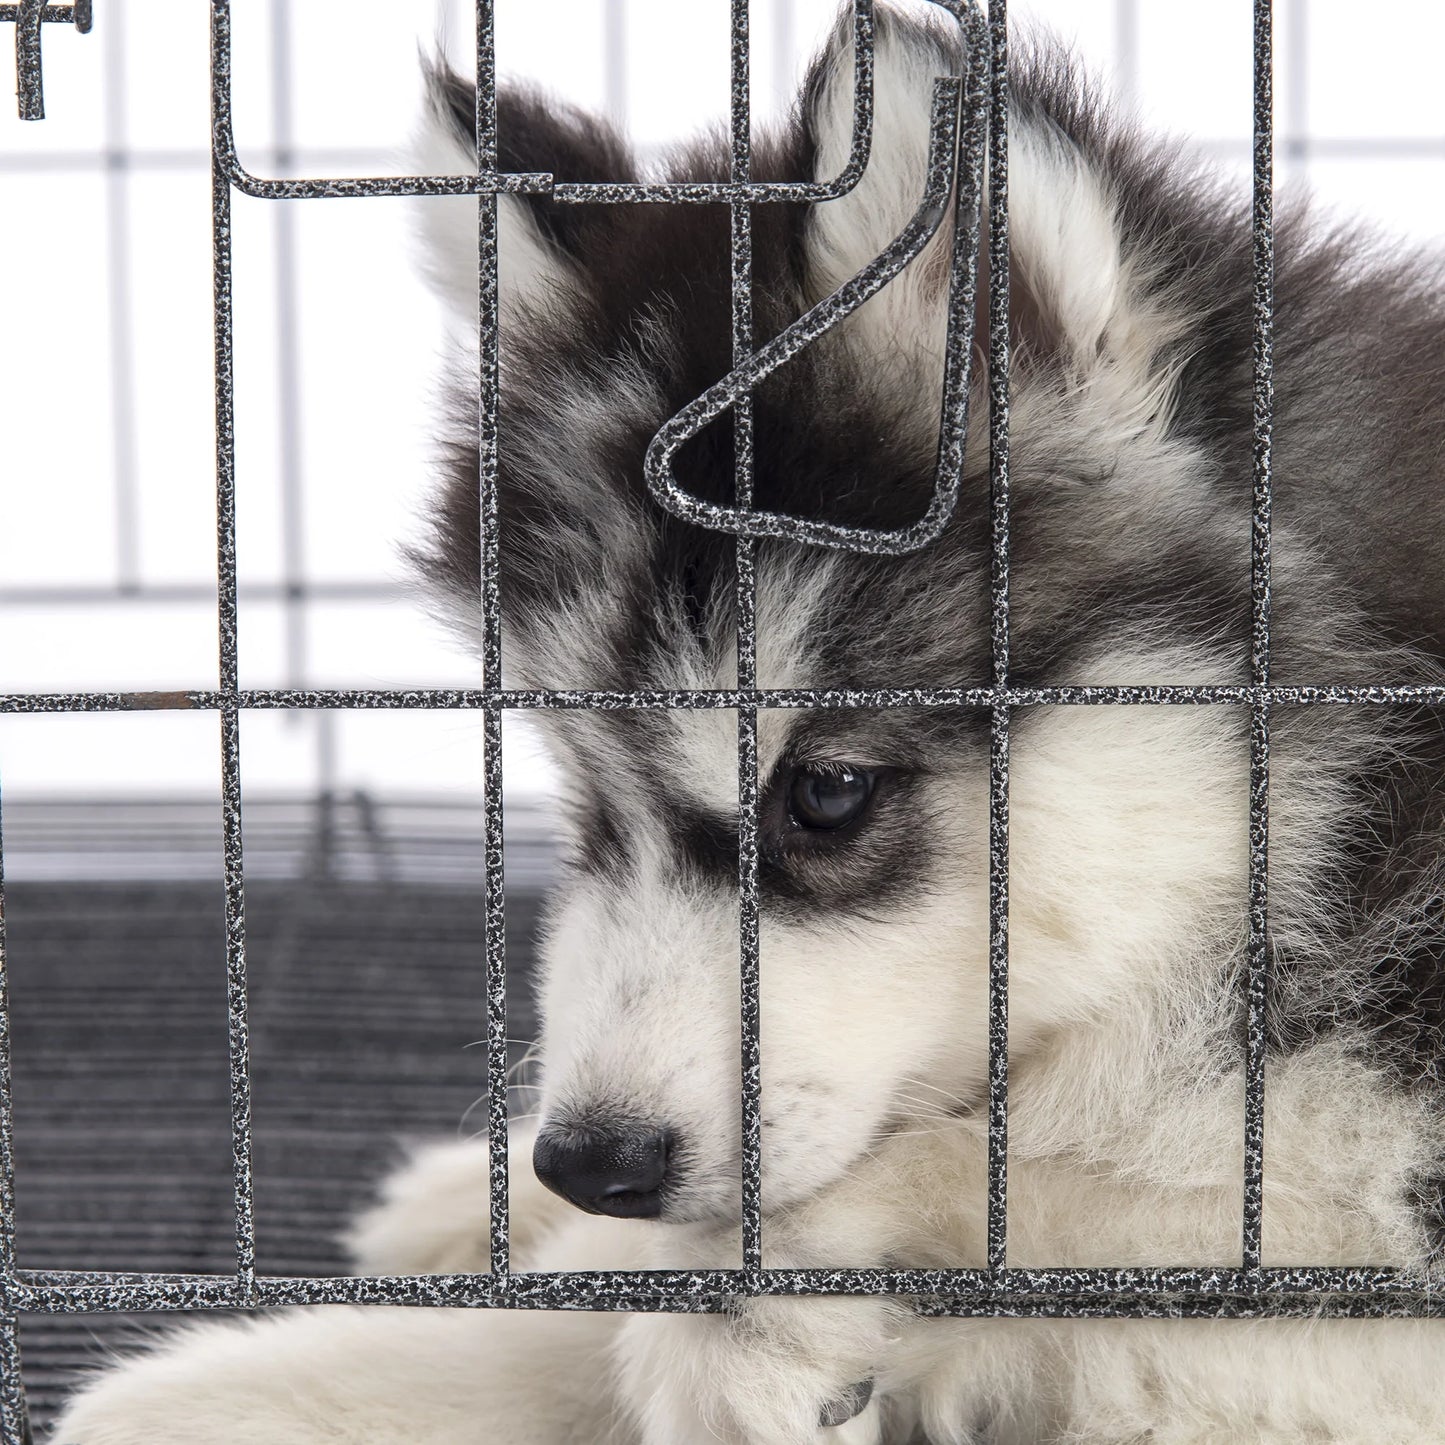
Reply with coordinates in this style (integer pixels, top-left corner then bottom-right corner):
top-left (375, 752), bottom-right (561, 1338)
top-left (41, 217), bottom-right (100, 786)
top-left (55, 7), bottom-right (1445, 1442)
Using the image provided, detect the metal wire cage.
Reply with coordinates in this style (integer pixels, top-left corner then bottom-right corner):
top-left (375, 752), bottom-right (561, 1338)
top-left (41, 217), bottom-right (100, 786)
top-left (4, 0), bottom-right (1445, 1440)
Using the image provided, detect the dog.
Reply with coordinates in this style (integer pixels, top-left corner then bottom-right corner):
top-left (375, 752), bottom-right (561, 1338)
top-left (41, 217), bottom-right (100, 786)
top-left (52, 5), bottom-right (1445, 1442)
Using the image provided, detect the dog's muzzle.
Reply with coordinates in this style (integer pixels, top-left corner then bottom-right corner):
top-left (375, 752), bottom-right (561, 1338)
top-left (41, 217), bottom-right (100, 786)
top-left (532, 1120), bottom-right (674, 1219)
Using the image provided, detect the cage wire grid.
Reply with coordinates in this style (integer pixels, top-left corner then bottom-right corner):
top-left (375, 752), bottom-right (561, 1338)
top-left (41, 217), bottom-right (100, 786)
top-left (5, 0), bottom-right (1445, 1441)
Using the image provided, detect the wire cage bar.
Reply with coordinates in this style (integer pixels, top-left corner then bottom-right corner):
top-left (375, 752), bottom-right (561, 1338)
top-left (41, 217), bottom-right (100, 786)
top-left (3, 0), bottom-right (1443, 1439)
top-left (1242, 0), bottom-right (1275, 1281)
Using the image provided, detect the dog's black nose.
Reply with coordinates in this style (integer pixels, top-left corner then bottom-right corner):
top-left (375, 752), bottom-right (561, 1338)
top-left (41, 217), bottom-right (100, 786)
top-left (532, 1121), bottom-right (672, 1219)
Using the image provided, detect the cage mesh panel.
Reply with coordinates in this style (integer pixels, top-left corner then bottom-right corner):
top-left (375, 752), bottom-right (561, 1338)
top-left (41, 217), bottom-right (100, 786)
top-left (3, 2), bottom-right (1437, 1442)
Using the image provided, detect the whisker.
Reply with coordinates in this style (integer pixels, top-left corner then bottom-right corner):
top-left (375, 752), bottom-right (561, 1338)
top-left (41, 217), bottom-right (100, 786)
top-left (896, 1075), bottom-right (976, 1110)
top-left (891, 1092), bottom-right (962, 1120)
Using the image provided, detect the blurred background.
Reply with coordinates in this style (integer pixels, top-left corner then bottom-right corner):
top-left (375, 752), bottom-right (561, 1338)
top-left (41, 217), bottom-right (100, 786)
top-left (4, 0), bottom-right (1445, 1426)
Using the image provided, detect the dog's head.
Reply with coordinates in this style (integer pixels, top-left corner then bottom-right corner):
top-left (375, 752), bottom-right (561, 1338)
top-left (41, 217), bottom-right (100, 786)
top-left (410, 8), bottom-right (1297, 1225)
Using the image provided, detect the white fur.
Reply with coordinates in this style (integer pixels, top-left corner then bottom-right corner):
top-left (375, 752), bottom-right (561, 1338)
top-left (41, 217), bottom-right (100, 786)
top-left (408, 71), bottom-right (575, 331)
top-left (54, 1119), bottom-right (1445, 1444)
top-left (808, 9), bottom-right (1180, 418)
top-left (54, 635), bottom-right (1442, 1443)
top-left (806, 9), bottom-right (958, 367)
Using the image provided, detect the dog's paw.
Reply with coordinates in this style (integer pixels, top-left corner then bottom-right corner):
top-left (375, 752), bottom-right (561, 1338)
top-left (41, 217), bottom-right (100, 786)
top-left (345, 1124), bottom-right (567, 1274)
top-left (615, 1295), bottom-right (901, 1445)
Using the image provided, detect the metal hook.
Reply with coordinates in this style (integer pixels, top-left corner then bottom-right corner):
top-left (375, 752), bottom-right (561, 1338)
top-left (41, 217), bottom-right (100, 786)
top-left (642, 5), bottom-right (989, 557)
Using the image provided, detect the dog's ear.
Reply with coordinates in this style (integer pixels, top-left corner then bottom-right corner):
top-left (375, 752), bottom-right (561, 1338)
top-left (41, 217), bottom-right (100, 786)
top-left (800, 7), bottom-right (1176, 386)
top-left (800, 5), bottom-right (961, 362)
top-left (411, 60), bottom-right (634, 328)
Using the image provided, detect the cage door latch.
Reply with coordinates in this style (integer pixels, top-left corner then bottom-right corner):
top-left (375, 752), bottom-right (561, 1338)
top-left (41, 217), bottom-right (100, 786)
top-left (5, 0), bottom-right (91, 121)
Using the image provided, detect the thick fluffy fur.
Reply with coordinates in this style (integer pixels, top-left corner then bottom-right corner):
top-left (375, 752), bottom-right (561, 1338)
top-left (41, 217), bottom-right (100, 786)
top-left (55, 7), bottom-right (1445, 1443)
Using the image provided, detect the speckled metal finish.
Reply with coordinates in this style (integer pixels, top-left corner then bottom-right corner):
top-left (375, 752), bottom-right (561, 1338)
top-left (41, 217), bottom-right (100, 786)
top-left (641, 73), bottom-right (985, 554)
top-left (3, 0), bottom-right (90, 121)
top-left (0, 1), bottom-right (82, 17)
top-left (213, 6), bottom-right (875, 206)
top-left (6, 1263), bottom-right (1445, 1314)
top-left (472, 0), bottom-right (513, 1289)
top-left (209, 11), bottom-right (260, 1306)
top-left (12, 0), bottom-right (45, 120)
top-left (983, 0), bottom-right (1012, 1281)
top-left (728, 0), bottom-right (765, 1279)
top-left (1, 0), bottom-right (1419, 1437)
top-left (6, 684), bottom-right (1445, 714)
top-left (1241, 0), bottom-right (1276, 1281)
top-left (0, 798), bottom-right (30, 1445)
top-left (640, 1), bottom-right (989, 558)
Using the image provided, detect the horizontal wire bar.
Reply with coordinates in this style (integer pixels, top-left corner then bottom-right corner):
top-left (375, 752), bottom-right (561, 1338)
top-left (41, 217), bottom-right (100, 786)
top-left (916, 1294), bottom-right (1445, 1321)
top-left (8, 1263), bottom-right (1437, 1316)
top-left (212, 165), bottom-right (907, 205)
top-left (4, 685), bottom-right (1445, 714)
top-left (0, 3), bottom-right (76, 23)
top-left (13, 1287), bottom-right (1445, 1320)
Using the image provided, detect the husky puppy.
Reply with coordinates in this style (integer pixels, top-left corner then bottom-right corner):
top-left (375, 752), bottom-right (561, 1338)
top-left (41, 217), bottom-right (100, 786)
top-left (54, 6), bottom-right (1445, 1443)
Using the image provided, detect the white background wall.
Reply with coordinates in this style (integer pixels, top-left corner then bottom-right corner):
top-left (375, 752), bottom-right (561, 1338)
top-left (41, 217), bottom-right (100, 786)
top-left (2, 0), bottom-right (1443, 805)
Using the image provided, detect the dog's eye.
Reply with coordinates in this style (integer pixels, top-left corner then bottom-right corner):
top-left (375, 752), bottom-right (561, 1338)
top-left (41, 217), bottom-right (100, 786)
top-left (787, 765), bottom-right (875, 831)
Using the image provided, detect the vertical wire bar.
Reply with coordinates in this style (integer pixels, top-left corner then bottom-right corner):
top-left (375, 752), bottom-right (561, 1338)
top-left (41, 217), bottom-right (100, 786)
top-left (102, 11), bottom-right (141, 593)
top-left (219, 705), bottom-right (253, 1289)
top-left (985, 0), bottom-right (1012, 1277)
top-left (474, 0), bottom-right (510, 1284)
top-left (209, 0), bottom-right (257, 1293)
top-left (14, 0), bottom-right (42, 121)
top-left (0, 787), bottom-right (32, 1445)
top-left (0, 1320), bottom-right (26, 1445)
top-left (730, 0), bottom-right (763, 1280)
top-left (1242, 0), bottom-right (1274, 1276)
